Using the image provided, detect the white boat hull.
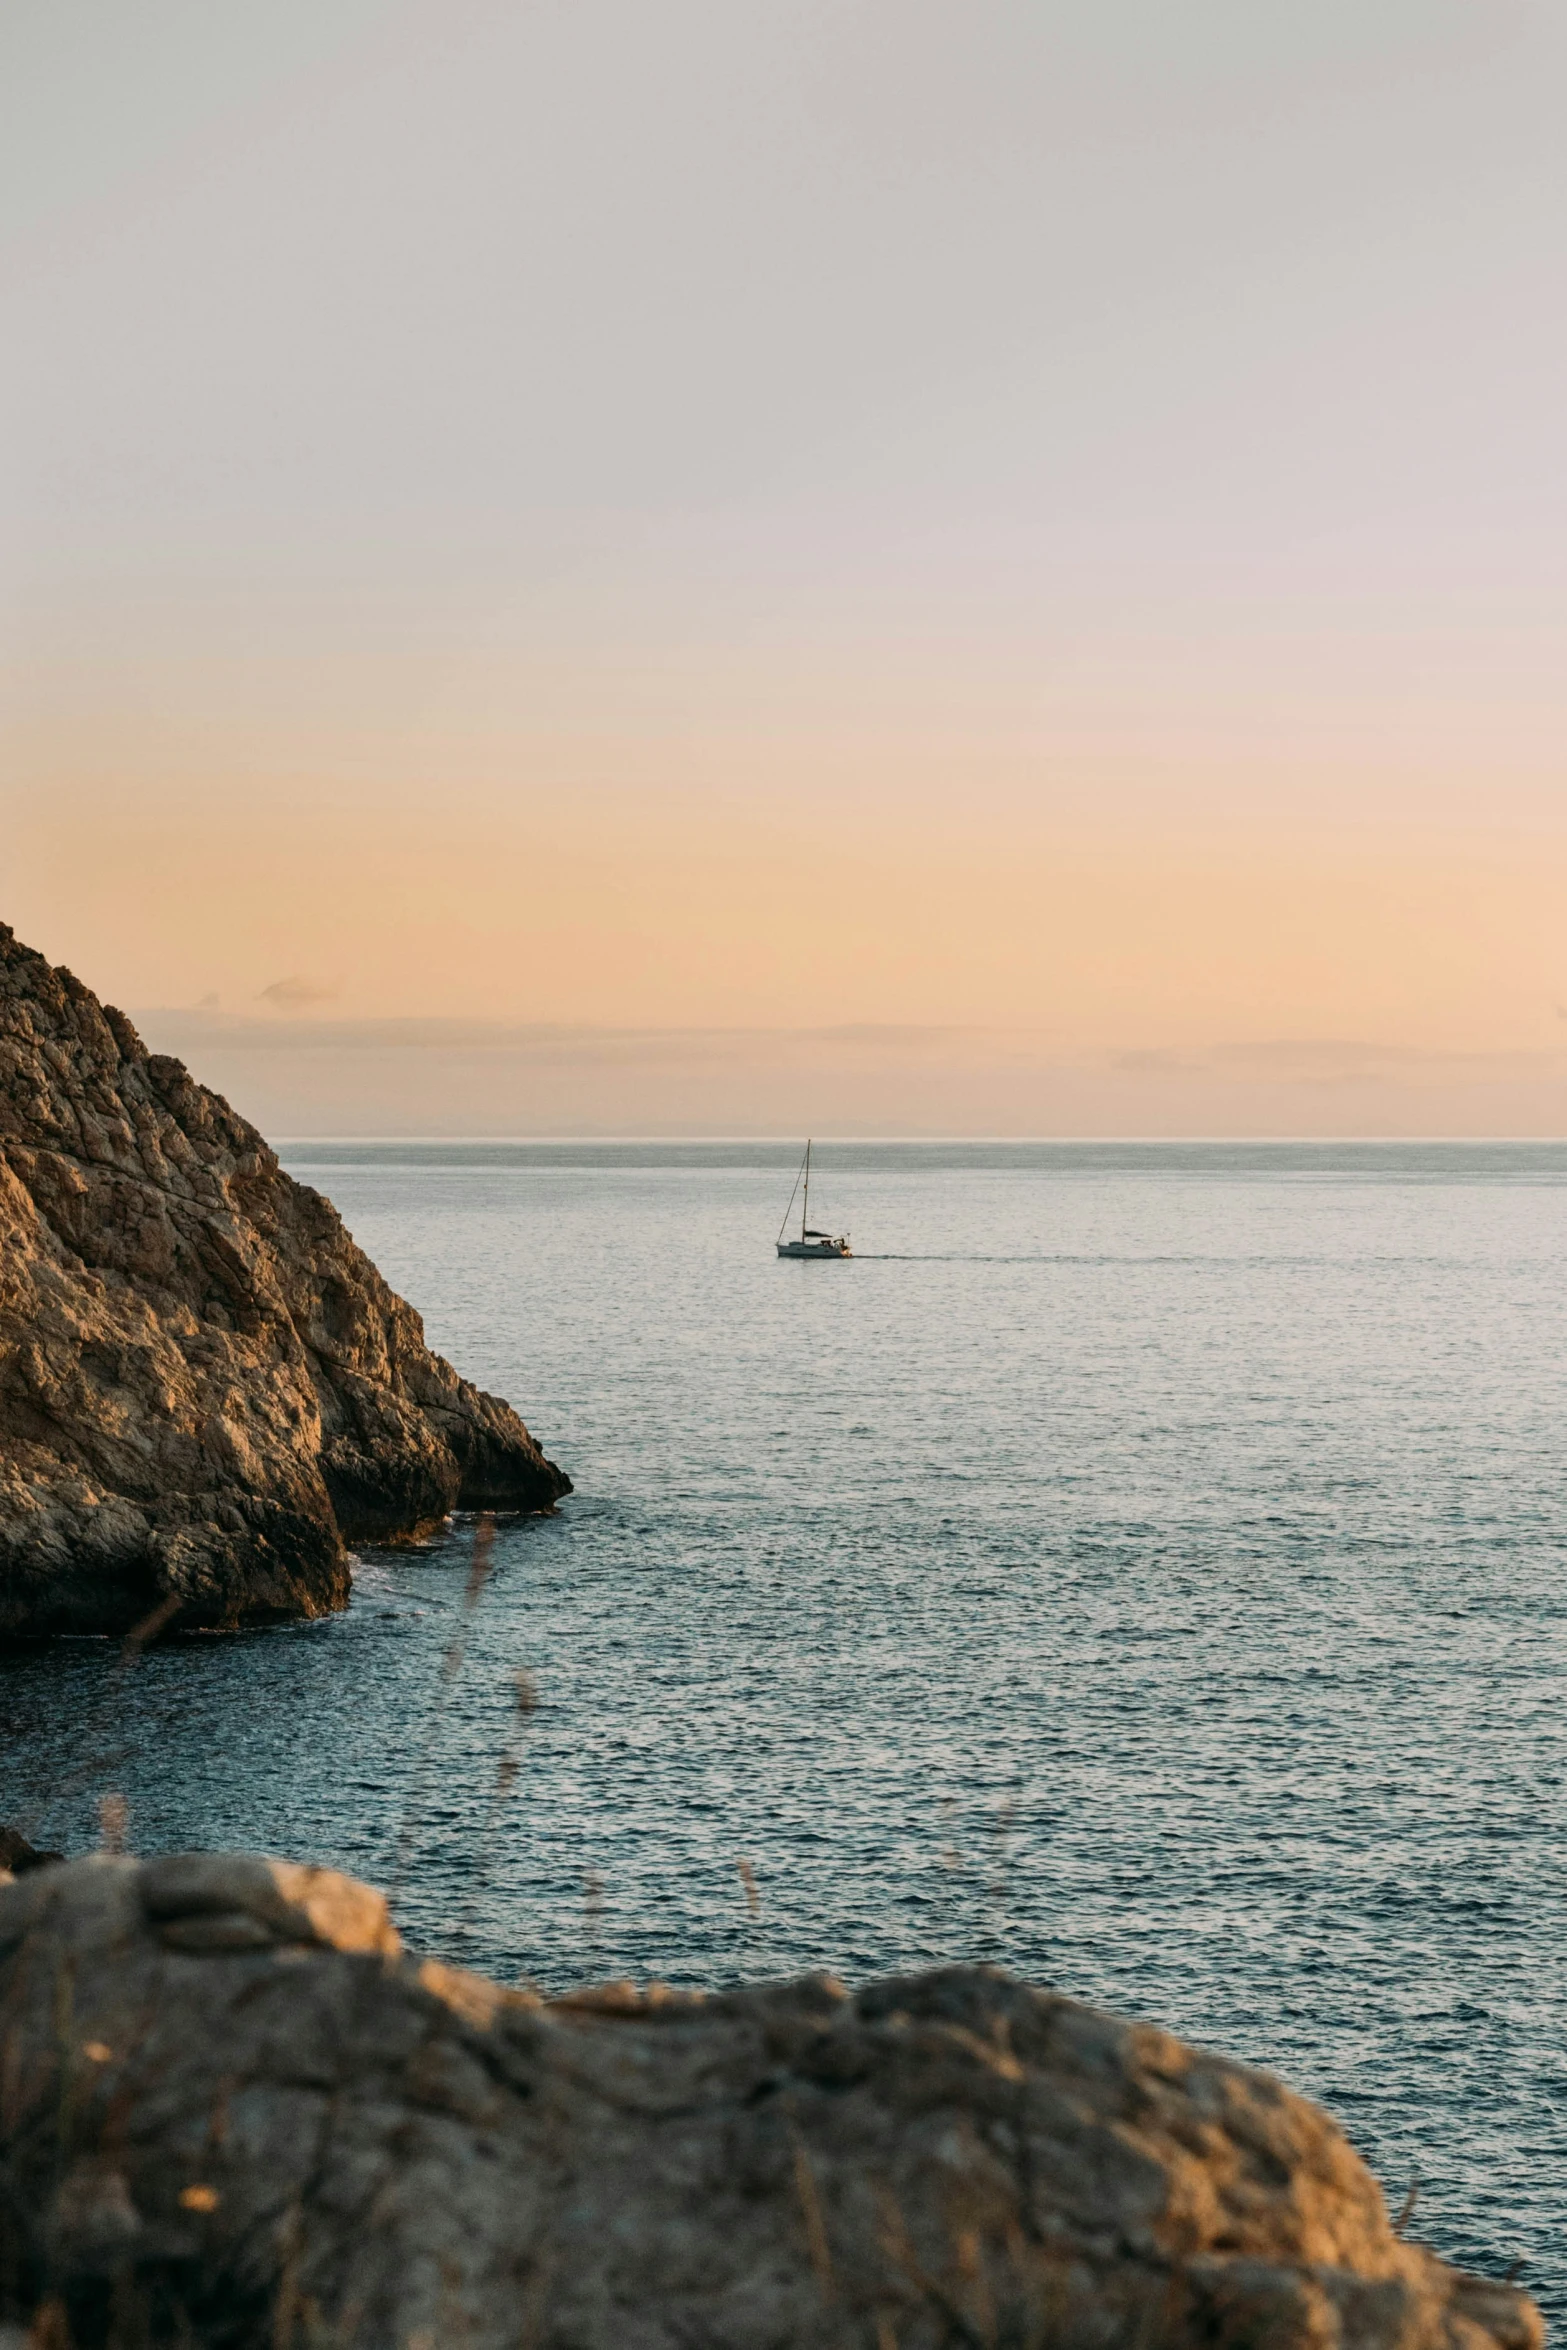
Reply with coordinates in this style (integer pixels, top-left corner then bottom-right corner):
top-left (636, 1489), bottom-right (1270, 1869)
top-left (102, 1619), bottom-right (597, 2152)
top-left (777, 1238), bottom-right (851, 1259)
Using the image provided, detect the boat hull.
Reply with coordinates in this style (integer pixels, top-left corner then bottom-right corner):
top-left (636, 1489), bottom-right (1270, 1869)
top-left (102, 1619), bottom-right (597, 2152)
top-left (777, 1239), bottom-right (852, 1259)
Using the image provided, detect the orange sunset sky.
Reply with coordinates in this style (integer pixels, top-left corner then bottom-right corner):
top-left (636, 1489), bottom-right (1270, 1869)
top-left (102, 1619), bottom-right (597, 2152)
top-left (4, 1), bottom-right (1566, 1132)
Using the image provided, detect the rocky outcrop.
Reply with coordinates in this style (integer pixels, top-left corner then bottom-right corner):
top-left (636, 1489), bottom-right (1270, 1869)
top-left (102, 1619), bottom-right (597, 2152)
top-left (0, 1852), bottom-right (1541, 2350)
top-left (0, 926), bottom-right (568, 1635)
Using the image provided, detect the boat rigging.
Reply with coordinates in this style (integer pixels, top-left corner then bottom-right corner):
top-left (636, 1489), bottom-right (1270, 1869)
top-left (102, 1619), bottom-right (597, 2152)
top-left (776, 1140), bottom-right (851, 1259)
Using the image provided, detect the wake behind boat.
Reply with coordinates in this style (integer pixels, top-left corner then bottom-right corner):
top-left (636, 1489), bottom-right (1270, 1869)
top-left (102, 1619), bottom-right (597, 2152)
top-left (776, 1139), bottom-right (851, 1258)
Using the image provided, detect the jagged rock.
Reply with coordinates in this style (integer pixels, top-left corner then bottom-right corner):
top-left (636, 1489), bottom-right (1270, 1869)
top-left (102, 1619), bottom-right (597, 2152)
top-left (0, 1854), bottom-right (1541, 2350)
top-left (0, 926), bottom-right (568, 1635)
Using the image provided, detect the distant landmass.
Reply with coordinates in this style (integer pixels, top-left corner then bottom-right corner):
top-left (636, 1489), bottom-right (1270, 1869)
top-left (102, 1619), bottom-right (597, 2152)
top-left (131, 1003), bottom-right (1567, 1140)
top-left (0, 925), bottom-right (568, 1637)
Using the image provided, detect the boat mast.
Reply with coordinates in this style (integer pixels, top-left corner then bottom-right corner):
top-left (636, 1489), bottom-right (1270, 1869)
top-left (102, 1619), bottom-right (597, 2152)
top-left (801, 1139), bottom-right (811, 1243)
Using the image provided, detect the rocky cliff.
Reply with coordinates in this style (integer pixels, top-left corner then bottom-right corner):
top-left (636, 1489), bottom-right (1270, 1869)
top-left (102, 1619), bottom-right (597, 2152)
top-left (0, 926), bottom-right (568, 1635)
top-left (0, 1850), bottom-right (1541, 2350)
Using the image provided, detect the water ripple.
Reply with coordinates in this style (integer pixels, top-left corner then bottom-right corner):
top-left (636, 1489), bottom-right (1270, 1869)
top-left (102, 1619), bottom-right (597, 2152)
top-left (4, 1142), bottom-right (1564, 2322)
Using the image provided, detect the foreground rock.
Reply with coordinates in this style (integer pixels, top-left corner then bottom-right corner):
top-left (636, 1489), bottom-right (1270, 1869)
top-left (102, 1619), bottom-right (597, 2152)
top-left (0, 925), bottom-right (568, 1636)
top-left (0, 1855), bottom-right (1539, 2350)
top-left (0, 1829), bottom-right (62, 1875)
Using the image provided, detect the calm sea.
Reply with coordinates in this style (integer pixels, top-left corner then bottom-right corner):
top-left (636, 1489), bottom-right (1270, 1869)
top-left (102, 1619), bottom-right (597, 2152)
top-left (6, 1142), bottom-right (1564, 2317)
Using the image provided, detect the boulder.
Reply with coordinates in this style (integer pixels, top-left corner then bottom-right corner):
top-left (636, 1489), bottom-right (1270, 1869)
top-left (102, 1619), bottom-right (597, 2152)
top-left (0, 925), bottom-right (568, 1635)
top-left (0, 1852), bottom-right (1541, 2350)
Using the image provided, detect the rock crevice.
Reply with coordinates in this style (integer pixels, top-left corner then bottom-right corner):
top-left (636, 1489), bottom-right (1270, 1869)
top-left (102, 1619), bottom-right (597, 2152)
top-left (0, 926), bottom-right (568, 1634)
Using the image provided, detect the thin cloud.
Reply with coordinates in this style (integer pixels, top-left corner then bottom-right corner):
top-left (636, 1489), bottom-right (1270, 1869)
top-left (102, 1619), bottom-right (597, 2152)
top-left (1104, 1038), bottom-right (1567, 1087)
top-left (1210, 1039), bottom-right (1428, 1076)
top-left (1109, 1048), bottom-right (1200, 1075)
top-left (136, 1014), bottom-right (1028, 1066)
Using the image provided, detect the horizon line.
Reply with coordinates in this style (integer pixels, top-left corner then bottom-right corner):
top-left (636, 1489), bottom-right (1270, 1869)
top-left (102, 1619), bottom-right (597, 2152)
top-left (270, 1131), bottom-right (1567, 1146)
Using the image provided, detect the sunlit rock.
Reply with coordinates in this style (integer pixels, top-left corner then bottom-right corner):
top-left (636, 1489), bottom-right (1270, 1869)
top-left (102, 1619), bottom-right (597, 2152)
top-left (0, 1852), bottom-right (1541, 2350)
top-left (0, 925), bottom-right (568, 1635)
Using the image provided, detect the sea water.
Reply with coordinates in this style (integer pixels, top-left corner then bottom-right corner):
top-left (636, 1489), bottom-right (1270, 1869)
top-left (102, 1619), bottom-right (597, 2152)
top-left (5, 1142), bottom-right (1564, 2316)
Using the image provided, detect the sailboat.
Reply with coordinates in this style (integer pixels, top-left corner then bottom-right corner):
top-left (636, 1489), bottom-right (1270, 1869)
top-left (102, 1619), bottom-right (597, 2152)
top-left (776, 1139), bottom-right (851, 1258)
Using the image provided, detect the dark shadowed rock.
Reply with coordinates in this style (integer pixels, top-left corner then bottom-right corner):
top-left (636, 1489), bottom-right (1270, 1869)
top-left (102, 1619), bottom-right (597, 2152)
top-left (0, 1852), bottom-right (1541, 2350)
top-left (0, 925), bottom-right (568, 1635)
top-left (0, 1828), bottom-right (62, 1875)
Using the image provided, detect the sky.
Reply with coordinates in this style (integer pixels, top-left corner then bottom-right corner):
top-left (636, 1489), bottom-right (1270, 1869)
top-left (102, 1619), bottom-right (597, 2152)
top-left (4, 0), bottom-right (1566, 1133)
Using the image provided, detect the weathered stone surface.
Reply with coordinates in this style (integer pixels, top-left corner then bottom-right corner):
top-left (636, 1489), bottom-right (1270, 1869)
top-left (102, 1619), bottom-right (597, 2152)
top-left (0, 926), bottom-right (568, 1635)
top-left (0, 1853), bottom-right (1541, 2350)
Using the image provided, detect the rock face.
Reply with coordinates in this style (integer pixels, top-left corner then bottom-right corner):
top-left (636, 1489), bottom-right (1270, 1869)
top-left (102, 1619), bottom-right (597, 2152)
top-left (0, 1853), bottom-right (1541, 2350)
top-left (0, 925), bottom-right (568, 1635)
